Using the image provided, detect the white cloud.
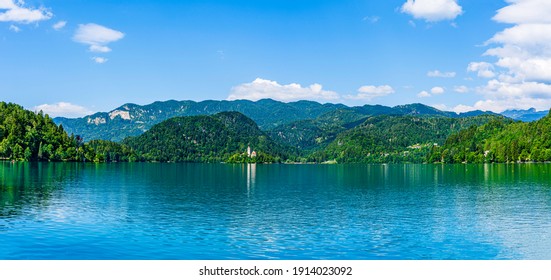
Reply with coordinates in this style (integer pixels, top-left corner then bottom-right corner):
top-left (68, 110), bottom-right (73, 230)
top-left (451, 104), bottom-right (478, 113)
top-left (52, 20), bottom-right (66, 30)
top-left (34, 102), bottom-right (93, 118)
top-left (73, 23), bottom-right (124, 53)
top-left (432, 104), bottom-right (449, 111)
top-left (417, 91), bottom-right (431, 98)
top-left (427, 70), bottom-right (456, 78)
top-left (0, 0), bottom-right (52, 23)
top-left (493, 0), bottom-right (551, 24)
top-left (484, 24), bottom-right (551, 82)
top-left (90, 45), bottom-right (111, 53)
top-left (461, 0), bottom-right (551, 112)
top-left (8, 24), bottom-right (19, 32)
top-left (92, 57), bottom-right (108, 64)
top-left (228, 78), bottom-right (339, 102)
top-left (457, 79), bottom-right (551, 112)
top-left (401, 0), bottom-right (463, 22)
top-left (468, 62), bottom-right (496, 78)
top-left (431, 86), bottom-right (445, 95)
top-left (454, 85), bottom-right (469, 93)
top-left (345, 85), bottom-right (395, 101)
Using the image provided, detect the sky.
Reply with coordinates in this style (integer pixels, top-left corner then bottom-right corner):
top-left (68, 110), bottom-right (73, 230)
top-left (1, 0), bottom-right (551, 117)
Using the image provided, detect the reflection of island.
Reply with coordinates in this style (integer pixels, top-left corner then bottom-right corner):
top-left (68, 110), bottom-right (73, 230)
top-left (246, 163), bottom-right (256, 194)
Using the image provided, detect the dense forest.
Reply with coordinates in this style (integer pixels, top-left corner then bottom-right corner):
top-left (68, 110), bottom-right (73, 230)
top-left (123, 111), bottom-right (293, 163)
top-left (306, 115), bottom-right (507, 163)
top-left (3, 100), bottom-right (551, 164)
top-left (0, 102), bottom-right (135, 162)
top-left (428, 112), bottom-right (551, 163)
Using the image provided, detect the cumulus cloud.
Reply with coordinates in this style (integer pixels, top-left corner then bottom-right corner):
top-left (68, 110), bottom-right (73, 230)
top-left (427, 70), bottom-right (456, 78)
top-left (401, 0), bottom-right (463, 22)
top-left (468, 62), bottom-right (496, 78)
top-left (34, 102), bottom-right (93, 118)
top-left (73, 23), bottom-right (124, 53)
top-left (451, 104), bottom-right (479, 113)
top-left (227, 78), bottom-right (339, 102)
top-left (0, 0), bottom-right (52, 23)
top-left (461, 0), bottom-right (551, 112)
top-left (52, 20), bottom-right (66, 30)
top-left (416, 87), bottom-right (444, 98)
top-left (431, 104), bottom-right (448, 111)
top-left (431, 86), bottom-right (445, 95)
top-left (454, 85), bottom-right (469, 93)
top-left (492, 0), bottom-right (551, 24)
top-left (478, 79), bottom-right (551, 110)
top-left (417, 91), bottom-right (431, 98)
top-left (345, 85), bottom-right (395, 101)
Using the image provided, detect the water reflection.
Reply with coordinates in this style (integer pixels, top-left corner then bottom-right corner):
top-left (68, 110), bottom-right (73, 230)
top-left (1, 162), bottom-right (551, 259)
top-left (0, 162), bottom-right (74, 219)
top-left (246, 163), bottom-right (256, 195)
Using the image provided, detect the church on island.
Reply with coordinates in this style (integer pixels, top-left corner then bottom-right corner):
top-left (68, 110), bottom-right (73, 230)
top-left (247, 146), bottom-right (257, 158)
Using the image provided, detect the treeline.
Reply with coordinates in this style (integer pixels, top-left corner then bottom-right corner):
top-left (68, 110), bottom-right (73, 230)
top-left (0, 102), bottom-right (136, 162)
top-left (6, 99), bottom-right (551, 164)
top-left (428, 112), bottom-right (551, 163)
top-left (306, 115), bottom-right (505, 163)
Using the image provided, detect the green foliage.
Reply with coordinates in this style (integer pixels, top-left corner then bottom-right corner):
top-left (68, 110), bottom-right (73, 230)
top-left (0, 102), bottom-right (74, 161)
top-left (226, 151), bottom-right (275, 163)
top-left (0, 102), bottom-right (137, 163)
top-left (123, 112), bottom-right (290, 163)
top-left (268, 104), bottom-right (499, 154)
top-left (428, 113), bottom-right (551, 163)
top-left (267, 109), bottom-right (368, 152)
top-left (311, 115), bottom-right (505, 163)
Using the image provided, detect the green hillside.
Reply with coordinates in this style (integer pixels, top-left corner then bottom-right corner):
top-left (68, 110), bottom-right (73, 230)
top-left (429, 112), bottom-right (551, 163)
top-left (0, 102), bottom-right (136, 162)
top-left (123, 111), bottom-right (291, 162)
top-left (310, 114), bottom-right (506, 163)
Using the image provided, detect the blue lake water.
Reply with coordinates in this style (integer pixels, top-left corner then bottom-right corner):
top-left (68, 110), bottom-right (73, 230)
top-left (1, 162), bottom-right (551, 260)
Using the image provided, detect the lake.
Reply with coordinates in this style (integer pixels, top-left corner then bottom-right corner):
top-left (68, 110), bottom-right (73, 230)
top-left (1, 162), bottom-right (551, 260)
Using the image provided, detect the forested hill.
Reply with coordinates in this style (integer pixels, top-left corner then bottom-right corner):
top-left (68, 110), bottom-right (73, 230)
top-left (0, 102), bottom-right (136, 162)
top-left (428, 111), bottom-right (551, 163)
top-left (308, 114), bottom-right (508, 163)
top-left (268, 104), bottom-right (498, 152)
top-left (123, 111), bottom-right (291, 162)
top-left (0, 102), bottom-right (76, 161)
top-left (54, 99), bottom-right (497, 142)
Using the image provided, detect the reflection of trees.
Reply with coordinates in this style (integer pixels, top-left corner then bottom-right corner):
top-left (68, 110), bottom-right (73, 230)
top-left (0, 162), bottom-right (72, 218)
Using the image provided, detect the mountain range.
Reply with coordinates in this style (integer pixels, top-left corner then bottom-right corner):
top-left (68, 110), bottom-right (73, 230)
top-left (54, 99), bottom-right (501, 142)
top-left (4, 99), bottom-right (550, 163)
top-left (500, 108), bottom-right (549, 122)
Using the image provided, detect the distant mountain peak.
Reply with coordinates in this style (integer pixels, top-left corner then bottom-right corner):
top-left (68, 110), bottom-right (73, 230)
top-left (501, 108), bottom-right (548, 122)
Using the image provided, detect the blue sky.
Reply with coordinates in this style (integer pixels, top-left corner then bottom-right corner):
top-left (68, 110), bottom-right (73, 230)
top-left (2, 0), bottom-right (551, 117)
